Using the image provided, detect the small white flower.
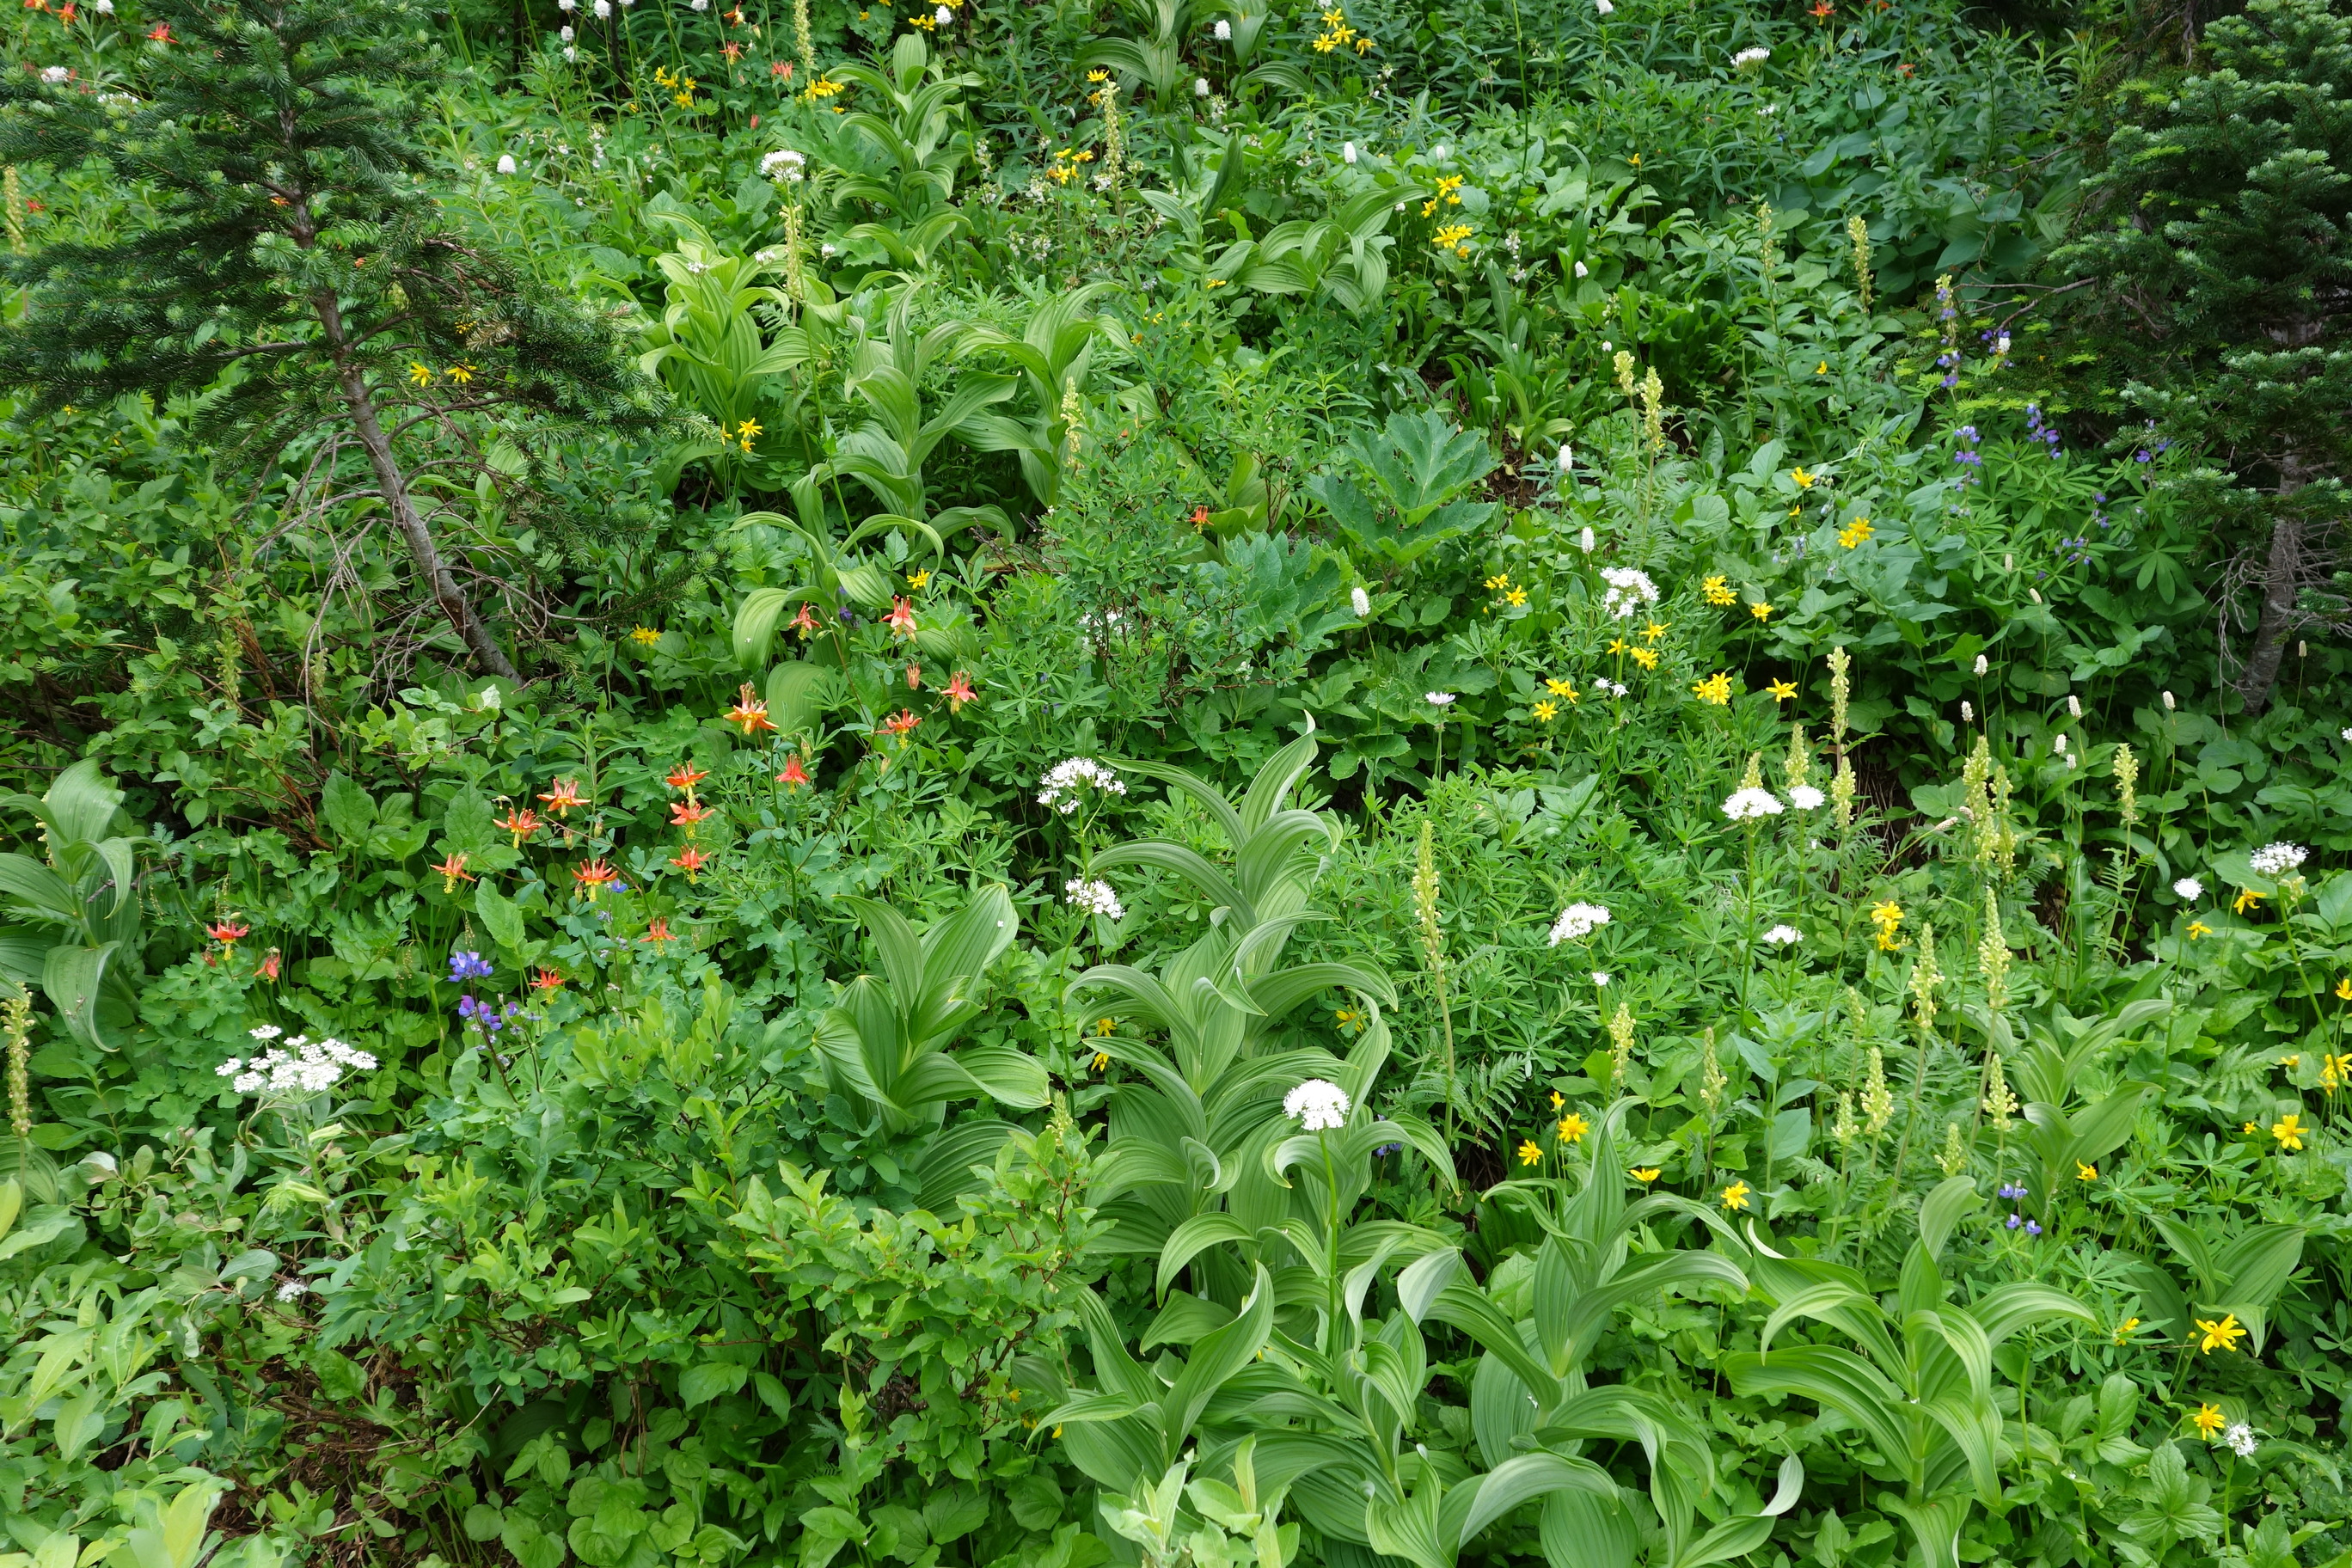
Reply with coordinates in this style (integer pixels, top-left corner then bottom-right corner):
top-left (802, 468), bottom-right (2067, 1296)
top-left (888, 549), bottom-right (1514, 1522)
top-left (1351, 586), bottom-right (1371, 618)
top-left (1596, 677), bottom-right (1628, 697)
top-left (2341, 724), bottom-right (2352, 741)
top-left (1214, 16), bottom-right (1230, 36)
top-left (1761, 925), bottom-right (1803, 946)
top-left (563, 45), bottom-right (577, 59)
top-left (1064, 879), bottom-right (1124, 920)
top-left (2164, 690), bottom-right (2177, 711)
top-left (40, 65), bottom-right (69, 83)
top-left (249, 1024), bottom-right (285, 1040)
top-left (560, 24), bottom-right (573, 38)
top-left (1557, 444), bottom-right (1574, 473)
top-left (1343, 141), bottom-right (1357, 163)
top-left (1599, 567), bottom-right (1659, 618)
top-left (276, 1279), bottom-right (309, 1302)
top-left (94, 0), bottom-right (111, 12)
top-left (2225, 1423), bottom-right (2257, 1458)
top-left (935, 4), bottom-right (952, 21)
top-left (1425, 692), bottom-right (1457, 707)
top-left (2067, 694), bottom-right (2082, 719)
top-left (1974, 653), bottom-right (1988, 677)
top-left (1960, 701), bottom-right (1974, 723)
top-left (1788, 785), bottom-right (1824, 811)
top-left (2053, 732), bottom-right (2068, 755)
top-left (1578, 525), bottom-right (1595, 554)
top-left (1590, 971), bottom-right (1610, 986)
top-left (1193, 76), bottom-right (1210, 95)
top-left (1284, 1078), bottom-right (1351, 1131)
top-left (1549, 903), bottom-right (1611, 945)
top-left (761, 148), bottom-right (808, 181)
top-left (1722, 787), bottom-right (1784, 822)
top-left (497, 154), bottom-right (518, 175)
top-left (1731, 45), bottom-right (1769, 66)
top-left (1593, 0), bottom-right (1611, 12)
top-left (2250, 842), bottom-right (2307, 878)
top-left (1038, 758), bottom-right (1128, 814)
top-left (2173, 877), bottom-right (2203, 901)
top-left (596, 0), bottom-right (610, 13)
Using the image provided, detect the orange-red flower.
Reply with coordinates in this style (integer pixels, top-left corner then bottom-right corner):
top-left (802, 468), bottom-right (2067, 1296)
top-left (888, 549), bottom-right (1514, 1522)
top-left (791, 603), bottom-right (819, 640)
top-left (145, 21), bottom-right (172, 40)
top-left (778, 755), bottom-right (810, 788)
top-left (721, 40), bottom-right (742, 58)
top-left (670, 845), bottom-right (709, 882)
top-left (725, 682), bottom-right (775, 735)
top-left (905, 663), bottom-right (922, 689)
top-left (885, 597), bottom-right (917, 638)
top-left (573, 858), bottom-right (618, 899)
top-left (497, 806), bottom-right (542, 847)
top-left (206, 920), bottom-right (249, 946)
top-left (643, 917), bottom-right (675, 946)
top-left (539, 777), bottom-right (588, 815)
top-left (945, 671), bottom-right (977, 712)
top-left (530, 967), bottom-right (566, 993)
top-left (880, 709), bottom-right (921, 744)
top-left (665, 762), bottom-right (708, 797)
top-left (671, 799), bottom-right (714, 835)
top-left (1190, 505), bottom-right (1210, 530)
top-left (430, 852), bottom-right (476, 892)
top-left (258, 947), bottom-right (282, 981)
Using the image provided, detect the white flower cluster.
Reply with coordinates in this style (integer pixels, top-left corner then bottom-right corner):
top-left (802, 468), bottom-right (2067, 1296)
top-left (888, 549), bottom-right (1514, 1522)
top-left (1761, 925), bottom-right (1803, 946)
top-left (1213, 17), bottom-right (1230, 37)
top-left (761, 148), bottom-right (807, 182)
top-left (1038, 757), bottom-right (1127, 813)
top-left (1788, 785), bottom-right (1824, 811)
top-left (1599, 567), bottom-right (1658, 619)
top-left (1594, 677), bottom-right (1630, 698)
top-left (497, 154), bottom-right (518, 175)
top-left (1065, 878), bottom-right (1124, 919)
top-left (1730, 45), bottom-right (1769, 66)
top-left (217, 1026), bottom-right (377, 1097)
top-left (276, 1279), bottom-right (310, 1302)
top-left (40, 65), bottom-right (69, 83)
top-left (2250, 842), bottom-right (2307, 878)
top-left (2225, 1422), bottom-right (2257, 1458)
top-left (2173, 877), bottom-right (2203, 901)
top-left (1351, 586), bottom-right (1372, 617)
top-left (1722, 787), bottom-right (1784, 821)
top-left (1425, 691), bottom-right (1457, 707)
top-left (1284, 1078), bottom-right (1351, 1131)
top-left (2341, 725), bottom-right (2352, 742)
top-left (1549, 902), bottom-right (1611, 946)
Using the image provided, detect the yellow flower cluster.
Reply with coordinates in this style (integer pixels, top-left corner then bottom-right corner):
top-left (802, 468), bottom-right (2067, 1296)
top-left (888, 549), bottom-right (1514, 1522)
top-left (1838, 517), bottom-right (1873, 548)
top-left (1050, 146), bottom-right (1097, 184)
top-left (1871, 899), bottom-right (1903, 951)
top-left (1702, 574), bottom-right (1736, 606)
top-left (407, 362), bottom-right (476, 387)
top-left (732, 417), bottom-right (762, 454)
top-left (1420, 174), bottom-right (1464, 217)
top-left (1691, 671), bottom-right (1732, 705)
top-left (1545, 677), bottom-right (1578, 701)
top-left (1431, 222), bottom-right (1473, 257)
top-left (1312, 4), bottom-right (1371, 51)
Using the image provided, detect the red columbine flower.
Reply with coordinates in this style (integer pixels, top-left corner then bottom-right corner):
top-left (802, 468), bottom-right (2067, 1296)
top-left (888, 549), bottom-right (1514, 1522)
top-left (642, 917), bottom-right (675, 946)
top-left (790, 603), bottom-right (819, 640)
top-left (771, 58), bottom-right (791, 76)
top-left (1190, 505), bottom-right (1210, 530)
top-left (665, 762), bottom-right (707, 799)
top-left (906, 663), bottom-right (922, 689)
top-left (145, 21), bottom-right (171, 39)
top-left (1808, 1), bottom-right (1832, 15)
top-left (430, 851), bottom-right (475, 892)
top-left (880, 709), bottom-right (922, 744)
top-left (573, 858), bottom-right (618, 899)
top-left (497, 806), bottom-right (542, 848)
top-left (778, 755), bottom-right (810, 788)
top-left (207, 920), bottom-right (249, 947)
top-left (539, 777), bottom-right (588, 815)
top-left (530, 967), bottom-right (565, 993)
top-left (258, 947), bottom-right (282, 981)
top-left (670, 845), bottom-right (709, 882)
top-left (671, 799), bottom-right (714, 836)
top-left (945, 671), bottom-right (977, 712)
top-left (725, 682), bottom-right (775, 735)
top-left (885, 597), bottom-right (917, 638)
top-left (721, 40), bottom-right (742, 59)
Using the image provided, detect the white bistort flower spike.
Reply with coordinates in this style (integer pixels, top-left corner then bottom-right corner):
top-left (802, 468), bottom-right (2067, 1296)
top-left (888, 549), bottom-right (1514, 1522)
top-left (1424, 691), bottom-right (1456, 707)
top-left (1214, 16), bottom-right (1230, 36)
top-left (497, 154), bottom-right (518, 174)
top-left (1193, 77), bottom-right (1210, 95)
top-left (1343, 141), bottom-right (1357, 163)
top-left (1038, 757), bottom-right (1128, 813)
top-left (1284, 1078), bottom-right (1351, 1131)
top-left (1549, 902), bottom-right (1611, 945)
top-left (1351, 586), bottom-right (1372, 618)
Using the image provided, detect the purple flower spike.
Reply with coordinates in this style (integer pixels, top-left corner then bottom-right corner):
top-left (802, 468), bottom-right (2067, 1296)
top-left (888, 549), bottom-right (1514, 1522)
top-left (2024, 1220), bottom-right (2043, 1236)
top-left (449, 949), bottom-right (493, 983)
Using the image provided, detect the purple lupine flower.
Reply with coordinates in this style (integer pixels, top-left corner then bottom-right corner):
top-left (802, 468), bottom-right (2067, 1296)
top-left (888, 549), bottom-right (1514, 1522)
top-left (2006, 1213), bottom-right (2022, 1229)
top-left (2024, 1220), bottom-right (2042, 1236)
top-left (449, 949), bottom-right (493, 982)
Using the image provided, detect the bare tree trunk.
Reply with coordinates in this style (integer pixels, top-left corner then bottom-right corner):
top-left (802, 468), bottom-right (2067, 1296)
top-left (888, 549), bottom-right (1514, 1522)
top-left (310, 292), bottom-right (519, 681)
top-left (2237, 512), bottom-right (2300, 717)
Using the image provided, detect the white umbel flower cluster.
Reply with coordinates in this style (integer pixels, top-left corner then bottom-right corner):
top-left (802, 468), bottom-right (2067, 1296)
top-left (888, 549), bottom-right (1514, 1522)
top-left (1038, 757), bottom-right (1127, 813)
top-left (1788, 785), bottom-right (1825, 811)
top-left (2250, 842), bottom-right (2307, 878)
top-left (1599, 567), bottom-right (1659, 619)
top-left (276, 1279), bottom-right (310, 1302)
top-left (1064, 879), bottom-right (1124, 919)
top-left (2225, 1422), bottom-right (2257, 1458)
top-left (1284, 1078), bottom-right (1351, 1131)
top-left (1761, 925), bottom-right (1803, 946)
top-left (217, 1032), bottom-right (377, 1097)
top-left (2173, 877), bottom-right (2203, 901)
top-left (1548, 902), bottom-right (1611, 945)
top-left (761, 148), bottom-right (807, 182)
top-left (1730, 45), bottom-right (1768, 66)
top-left (1722, 787), bottom-right (1784, 821)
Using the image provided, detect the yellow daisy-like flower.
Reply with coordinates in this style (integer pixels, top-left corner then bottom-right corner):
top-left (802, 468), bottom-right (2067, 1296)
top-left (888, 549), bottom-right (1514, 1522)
top-left (1485, 572), bottom-right (1510, 590)
top-left (1517, 1139), bottom-right (1544, 1166)
top-left (1702, 575), bottom-right (1736, 606)
top-left (1608, 638), bottom-right (1630, 656)
top-left (2271, 1112), bottom-right (2306, 1151)
top-left (446, 363), bottom-right (476, 385)
top-left (1719, 1180), bottom-right (1750, 1211)
top-left (2112, 1317), bottom-right (2140, 1345)
top-left (908, 568), bottom-right (931, 591)
top-left (407, 362), bottom-right (433, 386)
top-left (1096, 1017), bottom-right (1117, 1036)
top-left (1815, 360), bottom-right (1828, 375)
top-left (2336, 977), bottom-right (2351, 1000)
top-left (630, 626), bottom-right (660, 646)
top-left (1093, 1050), bottom-right (1110, 1071)
top-left (1631, 1167), bottom-right (1661, 1183)
top-left (2189, 920), bottom-right (2213, 940)
top-left (2235, 888), bottom-right (2264, 915)
top-left (1505, 586), bottom-right (1528, 607)
top-left (1643, 620), bottom-right (1668, 641)
top-left (2194, 1403), bottom-right (2225, 1436)
top-left (1768, 679), bottom-right (1796, 701)
top-left (1791, 466), bottom-right (1815, 488)
top-left (2077, 1161), bottom-right (2097, 1181)
top-left (1533, 700), bottom-right (1559, 722)
top-left (1692, 672), bottom-right (1732, 706)
top-left (2196, 1314), bottom-right (2245, 1354)
top-left (1087, 67), bottom-right (1108, 81)
top-left (1549, 1091), bottom-right (1564, 1110)
top-left (1558, 1112), bottom-right (1589, 1143)
top-left (1545, 677), bottom-right (1577, 699)
top-left (1838, 518), bottom-right (1874, 548)
top-left (1749, 601), bottom-right (1773, 621)
top-left (1630, 646), bottom-right (1659, 670)
top-left (2245, 1121), bottom-right (2260, 1134)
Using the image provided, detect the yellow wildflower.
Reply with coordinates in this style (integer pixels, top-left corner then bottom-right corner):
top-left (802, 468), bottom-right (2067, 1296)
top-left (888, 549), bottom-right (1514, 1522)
top-left (2113, 1318), bottom-right (2140, 1345)
top-left (2189, 920), bottom-right (2213, 940)
top-left (1517, 1139), bottom-right (1543, 1166)
top-left (908, 568), bottom-right (931, 591)
top-left (1545, 677), bottom-right (1578, 700)
top-left (1791, 467), bottom-right (1814, 488)
top-left (1702, 575), bottom-right (1736, 606)
top-left (2271, 1113), bottom-right (2306, 1151)
top-left (2194, 1404), bottom-right (2225, 1436)
top-left (1749, 601), bottom-right (1773, 621)
top-left (407, 362), bottom-right (432, 386)
top-left (630, 626), bottom-right (660, 646)
top-left (2234, 888), bottom-right (2263, 915)
top-left (1768, 679), bottom-right (1796, 701)
top-left (1533, 700), bottom-right (1559, 722)
top-left (1558, 1112), bottom-right (1589, 1143)
top-left (1838, 518), bottom-right (1873, 548)
top-left (1692, 672), bottom-right (1732, 705)
top-left (1643, 619), bottom-right (1668, 641)
top-left (1631, 1167), bottom-right (1661, 1182)
top-left (2196, 1314), bottom-right (2246, 1354)
top-left (2077, 1161), bottom-right (2097, 1181)
top-left (1630, 646), bottom-right (1658, 670)
top-left (1505, 586), bottom-right (1528, 607)
top-left (1720, 1180), bottom-right (1750, 1210)
top-left (1485, 572), bottom-right (1510, 590)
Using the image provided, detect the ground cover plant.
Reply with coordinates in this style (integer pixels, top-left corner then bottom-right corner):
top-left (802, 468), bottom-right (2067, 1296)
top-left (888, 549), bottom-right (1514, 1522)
top-left (3, 0), bottom-right (2352, 1564)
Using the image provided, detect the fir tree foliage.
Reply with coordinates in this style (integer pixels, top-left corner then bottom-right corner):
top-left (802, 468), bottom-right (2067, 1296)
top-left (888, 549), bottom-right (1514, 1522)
top-left (2061, 0), bottom-right (2352, 712)
top-left (0, 0), bottom-right (654, 677)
